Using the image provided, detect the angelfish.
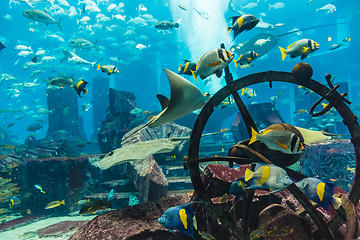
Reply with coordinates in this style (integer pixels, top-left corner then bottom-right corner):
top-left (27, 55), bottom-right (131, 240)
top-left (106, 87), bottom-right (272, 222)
top-left (279, 39), bottom-right (320, 60)
top-left (190, 48), bottom-right (234, 82)
top-left (227, 14), bottom-right (259, 40)
top-left (249, 127), bottom-right (305, 154)
top-left (245, 163), bottom-right (293, 191)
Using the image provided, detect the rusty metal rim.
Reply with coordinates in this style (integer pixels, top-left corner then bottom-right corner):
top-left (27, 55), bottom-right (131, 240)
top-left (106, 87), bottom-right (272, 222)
top-left (188, 71), bottom-right (360, 207)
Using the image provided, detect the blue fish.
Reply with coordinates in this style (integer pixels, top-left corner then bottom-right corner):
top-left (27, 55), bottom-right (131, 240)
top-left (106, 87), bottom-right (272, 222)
top-left (158, 202), bottom-right (195, 238)
top-left (230, 177), bottom-right (247, 197)
top-left (245, 163), bottom-right (293, 191)
top-left (107, 189), bottom-right (114, 202)
top-left (34, 184), bottom-right (45, 194)
top-left (295, 177), bottom-right (342, 211)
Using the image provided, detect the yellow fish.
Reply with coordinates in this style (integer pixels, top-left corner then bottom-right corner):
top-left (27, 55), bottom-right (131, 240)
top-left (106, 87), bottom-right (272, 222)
top-left (45, 200), bottom-right (65, 209)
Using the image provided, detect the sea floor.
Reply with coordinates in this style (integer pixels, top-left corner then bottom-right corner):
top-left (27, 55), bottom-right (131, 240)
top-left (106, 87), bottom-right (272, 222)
top-left (0, 215), bottom-right (96, 240)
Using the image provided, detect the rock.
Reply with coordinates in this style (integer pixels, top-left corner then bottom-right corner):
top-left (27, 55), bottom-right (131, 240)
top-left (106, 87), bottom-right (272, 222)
top-left (257, 204), bottom-right (313, 239)
top-left (37, 220), bottom-right (88, 238)
top-left (69, 194), bottom-right (191, 240)
top-left (119, 123), bottom-right (191, 202)
top-left (292, 62), bottom-right (313, 81)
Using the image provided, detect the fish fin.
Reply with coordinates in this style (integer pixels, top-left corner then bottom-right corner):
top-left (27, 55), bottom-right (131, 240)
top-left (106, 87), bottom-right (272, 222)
top-left (301, 54), bottom-right (308, 60)
top-left (56, 18), bottom-right (62, 31)
top-left (190, 69), bottom-right (197, 82)
top-left (317, 182), bottom-right (326, 202)
top-left (83, 89), bottom-right (88, 95)
top-left (241, 88), bottom-right (246, 96)
top-left (94, 40), bottom-right (98, 51)
top-left (279, 47), bottom-right (287, 61)
top-left (287, 42), bottom-right (295, 49)
top-left (332, 197), bottom-right (342, 210)
top-left (206, 61), bottom-right (221, 67)
top-left (248, 127), bottom-right (259, 145)
top-left (97, 64), bottom-right (101, 70)
top-left (156, 94), bottom-right (170, 110)
top-left (303, 47), bottom-right (309, 52)
top-left (245, 168), bottom-right (254, 182)
top-left (178, 64), bottom-right (182, 72)
top-left (60, 199), bottom-right (65, 205)
top-left (227, 27), bottom-right (232, 33)
top-left (234, 60), bottom-right (238, 67)
top-left (216, 69), bottom-right (222, 78)
top-left (247, 57), bottom-right (252, 61)
top-left (274, 140), bottom-right (288, 150)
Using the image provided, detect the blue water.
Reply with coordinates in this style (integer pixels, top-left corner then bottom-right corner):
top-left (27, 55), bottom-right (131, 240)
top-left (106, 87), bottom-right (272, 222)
top-left (0, 0), bottom-right (358, 143)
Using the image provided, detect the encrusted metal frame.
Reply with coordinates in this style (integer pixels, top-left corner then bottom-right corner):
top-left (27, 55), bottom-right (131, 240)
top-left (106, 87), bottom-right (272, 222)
top-left (186, 69), bottom-right (360, 239)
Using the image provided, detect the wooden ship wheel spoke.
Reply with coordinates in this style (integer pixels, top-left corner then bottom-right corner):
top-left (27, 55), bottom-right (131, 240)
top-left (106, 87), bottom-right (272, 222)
top-left (184, 45), bottom-right (360, 240)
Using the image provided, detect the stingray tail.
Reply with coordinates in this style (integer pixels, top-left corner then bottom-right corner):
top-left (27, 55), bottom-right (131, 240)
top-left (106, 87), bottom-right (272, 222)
top-left (279, 47), bottom-right (287, 61)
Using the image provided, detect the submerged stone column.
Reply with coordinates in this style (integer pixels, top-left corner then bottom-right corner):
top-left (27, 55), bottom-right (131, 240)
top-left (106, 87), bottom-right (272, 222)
top-left (46, 86), bottom-right (87, 142)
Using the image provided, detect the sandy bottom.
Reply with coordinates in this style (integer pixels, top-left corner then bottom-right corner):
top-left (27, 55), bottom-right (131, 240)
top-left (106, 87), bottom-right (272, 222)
top-left (0, 215), bottom-right (96, 240)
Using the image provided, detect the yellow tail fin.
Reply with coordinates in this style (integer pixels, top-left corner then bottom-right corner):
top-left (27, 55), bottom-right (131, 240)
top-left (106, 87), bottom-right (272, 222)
top-left (279, 47), bottom-right (287, 61)
top-left (248, 127), bottom-right (259, 145)
top-left (190, 69), bottom-right (197, 83)
top-left (83, 89), bottom-right (89, 95)
top-left (60, 199), bottom-right (65, 205)
top-left (234, 60), bottom-right (238, 67)
top-left (332, 196), bottom-right (342, 210)
top-left (245, 168), bottom-right (254, 182)
top-left (97, 64), bottom-right (101, 70)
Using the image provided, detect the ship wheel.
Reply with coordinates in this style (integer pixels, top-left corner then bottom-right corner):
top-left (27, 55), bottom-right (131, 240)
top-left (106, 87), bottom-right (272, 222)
top-left (185, 57), bottom-right (360, 239)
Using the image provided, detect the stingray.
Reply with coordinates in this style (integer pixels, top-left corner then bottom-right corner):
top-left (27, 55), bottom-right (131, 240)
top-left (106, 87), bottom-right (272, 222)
top-left (122, 68), bottom-right (211, 141)
top-left (230, 23), bottom-right (347, 61)
top-left (295, 127), bottom-right (332, 145)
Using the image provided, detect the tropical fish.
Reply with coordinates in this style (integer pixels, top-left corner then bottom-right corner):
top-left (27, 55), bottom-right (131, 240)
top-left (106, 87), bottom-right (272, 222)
top-left (178, 60), bottom-right (196, 76)
top-left (241, 88), bottom-right (257, 98)
top-left (97, 65), bottom-right (119, 75)
top-left (26, 123), bottom-right (42, 132)
top-left (45, 200), bottom-right (65, 209)
top-left (329, 43), bottom-right (344, 50)
top-left (191, 48), bottom-right (234, 82)
top-left (193, 8), bottom-right (209, 20)
top-left (128, 194), bottom-right (140, 206)
top-left (79, 199), bottom-right (111, 214)
top-left (130, 108), bottom-right (142, 115)
top-left (155, 21), bottom-right (180, 30)
top-left (245, 163), bottom-right (293, 191)
top-left (316, 4), bottom-right (336, 14)
top-left (279, 39), bottom-right (320, 60)
top-left (70, 38), bottom-right (98, 51)
top-left (179, 5), bottom-right (187, 11)
top-left (107, 189), bottom-right (114, 202)
top-left (73, 80), bottom-right (88, 96)
top-left (158, 202), bottom-right (196, 238)
top-left (295, 177), bottom-right (342, 210)
top-left (254, 37), bottom-right (271, 46)
top-left (269, 2), bottom-right (285, 10)
top-left (234, 51), bottom-right (258, 67)
top-left (230, 177), bottom-right (247, 197)
top-left (249, 127), bottom-right (305, 154)
top-left (81, 103), bottom-right (92, 111)
top-left (22, 9), bottom-right (62, 30)
top-left (227, 15), bottom-right (259, 40)
top-left (77, 199), bottom-right (90, 205)
top-left (48, 77), bottom-right (74, 88)
top-left (34, 184), bottom-right (45, 194)
top-left (294, 109), bottom-right (307, 114)
top-left (0, 42), bottom-right (5, 51)
top-left (9, 196), bottom-right (21, 208)
top-left (343, 38), bottom-right (351, 42)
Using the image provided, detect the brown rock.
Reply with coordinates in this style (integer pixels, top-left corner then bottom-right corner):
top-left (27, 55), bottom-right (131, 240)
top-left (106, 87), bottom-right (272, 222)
top-left (69, 195), bottom-right (191, 240)
top-left (257, 204), bottom-right (313, 240)
top-left (37, 220), bottom-right (88, 238)
top-left (292, 62), bottom-right (313, 81)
